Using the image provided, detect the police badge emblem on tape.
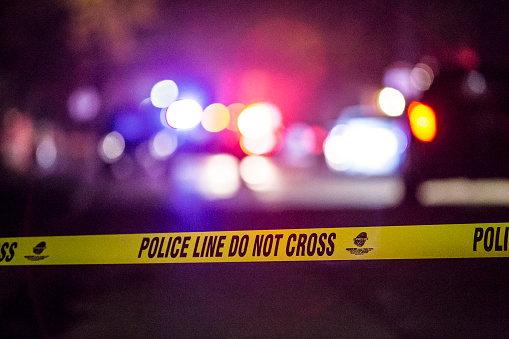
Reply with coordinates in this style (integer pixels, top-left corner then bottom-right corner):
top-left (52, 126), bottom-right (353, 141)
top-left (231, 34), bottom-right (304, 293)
top-left (346, 232), bottom-right (374, 255)
top-left (24, 241), bottom-right (49, 261)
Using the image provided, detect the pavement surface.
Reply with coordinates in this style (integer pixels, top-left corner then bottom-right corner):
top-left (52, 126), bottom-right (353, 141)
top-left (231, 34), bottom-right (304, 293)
top-left (2, 175), bottom-right (509, 337)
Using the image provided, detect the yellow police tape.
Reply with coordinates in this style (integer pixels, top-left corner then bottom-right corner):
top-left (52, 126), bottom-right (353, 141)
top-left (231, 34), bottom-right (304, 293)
top-left (1, 223), bottom-right (508, 265)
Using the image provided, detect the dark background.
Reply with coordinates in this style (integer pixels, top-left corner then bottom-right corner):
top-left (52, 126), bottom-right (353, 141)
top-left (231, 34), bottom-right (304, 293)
top-left (2, 0), bottom-right (509, 337)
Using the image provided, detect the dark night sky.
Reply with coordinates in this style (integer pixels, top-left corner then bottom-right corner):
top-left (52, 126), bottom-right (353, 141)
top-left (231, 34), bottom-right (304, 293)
top-left (1, 0), bottom-right (508, 125)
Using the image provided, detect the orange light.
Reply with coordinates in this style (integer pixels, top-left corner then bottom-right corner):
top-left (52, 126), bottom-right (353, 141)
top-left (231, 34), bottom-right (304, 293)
top-left (408, 102), bottom-right (437, 142)
top-left (201, 103), bottom-right (230, 132)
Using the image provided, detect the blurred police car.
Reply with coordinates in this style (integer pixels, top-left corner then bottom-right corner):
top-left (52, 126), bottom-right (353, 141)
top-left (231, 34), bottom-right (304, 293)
top-left (404, 66), bottom-right (509, 206)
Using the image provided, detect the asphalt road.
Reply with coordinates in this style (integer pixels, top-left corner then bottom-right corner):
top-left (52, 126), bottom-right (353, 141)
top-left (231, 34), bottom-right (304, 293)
top-left (2, 175), bottom-right (509, 337)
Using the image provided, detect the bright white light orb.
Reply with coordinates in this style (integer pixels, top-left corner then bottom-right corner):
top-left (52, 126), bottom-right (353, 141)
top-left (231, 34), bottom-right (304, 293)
top-left (240, 132), bottom-right (277, 155)
top-left (150, 80), bottom-right (179, 108)
top-left (237, 105), bottom-right (273, 138)
top-left (99, 131), bottom-right (125, 163)
top-left (165, 99), bottom-right (203, 129)
top-left (324, 132), bottom-right (351, 171)
top-left (199, 154), bottom-right (240, 199)
top-left (36, 135), bottom-right (57, 169)
top-left (378, 87), bottom-right (406, 117)
top-left (239, 155), bottom-right (279, 191)
top-left (258, 102), bottom-right (282, 131)
top-left (324, 120), bottom-right (404, 175)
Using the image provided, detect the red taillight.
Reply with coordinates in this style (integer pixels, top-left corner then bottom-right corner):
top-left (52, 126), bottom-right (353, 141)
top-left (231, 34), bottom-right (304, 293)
top-left (408, 102), bottom-right (437, 142)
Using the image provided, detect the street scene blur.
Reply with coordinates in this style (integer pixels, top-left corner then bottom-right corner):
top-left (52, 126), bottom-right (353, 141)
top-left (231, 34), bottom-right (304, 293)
top-left (2, 0), bottom-right (509, 337)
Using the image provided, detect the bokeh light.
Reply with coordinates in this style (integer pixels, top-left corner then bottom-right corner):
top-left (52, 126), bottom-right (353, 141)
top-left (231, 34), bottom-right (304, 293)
top-left (165, 99), bottom-right (203, 129)
top-left (239, 155), bottom-right (279, 191)
top-left (323, 126), bottom-right (350, 172)
top-left (383, 64), bottom-right (421, 100)
top-left (218, 18), bottom-right (326, 119)
top-left (201, 103), bottom-right (230, 132)
top-left (465, 70), bottom-right (487, 95)
top-left (98, 131), bottom-right (125, 163)
top-left (324, 120), bottom-right (404, 175)
top-left (420, 55), bottom-right (440, 77)
top-left (149, 129), bottom-right (178, 159)
top-left (67, 86), bottom-right (101, 122)
top-left (237, 104), bottom-right (273, 138)
top-left (199, 154), bottom-right (240, 199)
top-left (457, 47), bottom-right (480, 70)
top-left (2, 109), bottom-right (34, 172)
top-left (240, 132), bottom-right (277, 155)
top-left (408, 102), bottom-right (437, 142)
top-left (160, 107), bottom-right (169, 127)
top-left (226, 103), bottom-right (245, 131)
top-left (260, 102), bottom-right (282, 131)
top-left (150, 80), bottom-right (179, 108)
top-left (36, 135), bottom-right (57, 170)
top-left (378, 87), bottom-right (406, 117)
top-left (410, 63), bottom-right (434, 91)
